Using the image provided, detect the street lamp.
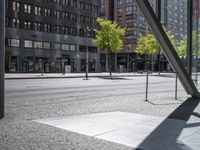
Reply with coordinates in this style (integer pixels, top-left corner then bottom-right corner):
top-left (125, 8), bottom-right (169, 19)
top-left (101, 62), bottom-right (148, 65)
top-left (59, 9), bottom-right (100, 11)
top-left (0, 0), bottom-right (5, 119)
top-left (85, 26), bottom-right (91, 80)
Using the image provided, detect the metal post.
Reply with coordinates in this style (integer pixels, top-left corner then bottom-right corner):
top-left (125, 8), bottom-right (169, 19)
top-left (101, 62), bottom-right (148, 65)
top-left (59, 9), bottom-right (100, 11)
top-left (0, 0), bottom-right (5, 119)
top-left (175, 73), bottom-right (178, 100)
top-left (145, 70), bottom-right (149, 101)
top-left (86, 43), bottom-right (89, 80)
top-left (85, 27), bottom-right (90, 80)
top-left (187, 0), bottom-right (193, 76)
top-left (136, 0), bottom-right (200, 98)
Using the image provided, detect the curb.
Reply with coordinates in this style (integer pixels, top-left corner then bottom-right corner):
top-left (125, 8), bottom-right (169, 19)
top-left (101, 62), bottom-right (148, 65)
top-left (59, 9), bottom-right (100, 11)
top-left (5, 74), bottom-right (175, 80)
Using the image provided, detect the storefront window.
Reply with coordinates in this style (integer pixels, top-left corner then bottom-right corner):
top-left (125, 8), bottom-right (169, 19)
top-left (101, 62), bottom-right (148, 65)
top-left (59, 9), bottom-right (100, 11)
top-left (24, 40), bottom-right (33, 48)
top-left (8, 38), bottom-right (20, 47)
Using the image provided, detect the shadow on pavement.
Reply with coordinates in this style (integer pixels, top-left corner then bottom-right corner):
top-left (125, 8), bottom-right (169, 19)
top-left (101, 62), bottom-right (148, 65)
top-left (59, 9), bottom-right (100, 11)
top-left (137, 97), bottom-right (200, 150)
top-left (98, 76), bottom-right (132, 80)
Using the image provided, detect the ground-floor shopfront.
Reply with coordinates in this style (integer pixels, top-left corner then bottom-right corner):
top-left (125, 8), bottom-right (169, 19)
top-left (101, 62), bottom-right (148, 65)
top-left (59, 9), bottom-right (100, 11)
top-left (5, 28), bottom-right (100, 73)
top-left (100, 52), bottom-right (170, 72)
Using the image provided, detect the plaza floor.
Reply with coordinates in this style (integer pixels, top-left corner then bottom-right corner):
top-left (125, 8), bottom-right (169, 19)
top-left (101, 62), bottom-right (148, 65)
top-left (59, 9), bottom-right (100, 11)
top-left (2, 76), bottom-right (200, 150)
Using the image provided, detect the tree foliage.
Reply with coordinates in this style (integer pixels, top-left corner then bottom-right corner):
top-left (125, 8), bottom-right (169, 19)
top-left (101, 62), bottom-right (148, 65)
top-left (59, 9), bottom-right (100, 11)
top-left (135, 30), bottom-right (177, 55)
top-left (177, 36), bottom-right (187, 57)
top-left (93, 18), bottom-right (125, 53)
top-left (135, 33), bottom-right (159, 55)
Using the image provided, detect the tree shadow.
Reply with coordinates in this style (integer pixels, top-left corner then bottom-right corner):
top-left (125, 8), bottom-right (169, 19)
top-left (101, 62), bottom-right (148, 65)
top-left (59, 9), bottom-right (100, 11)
top-left (137, 97), bottom-right (200, 150)
top-left (98, 76), bottom-right (131, 80)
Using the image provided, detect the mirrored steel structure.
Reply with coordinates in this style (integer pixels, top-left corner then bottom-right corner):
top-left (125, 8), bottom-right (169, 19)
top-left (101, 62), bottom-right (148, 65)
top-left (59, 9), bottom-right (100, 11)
top-left (136, 0), bottom-right (200, 98)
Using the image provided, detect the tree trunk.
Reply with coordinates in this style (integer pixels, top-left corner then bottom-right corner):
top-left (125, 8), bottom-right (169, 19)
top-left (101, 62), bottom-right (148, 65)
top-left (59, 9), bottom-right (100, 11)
top-left (151, 54), bottom-right (154, 72)
top-left (158, 53), bottom-right (161, 74)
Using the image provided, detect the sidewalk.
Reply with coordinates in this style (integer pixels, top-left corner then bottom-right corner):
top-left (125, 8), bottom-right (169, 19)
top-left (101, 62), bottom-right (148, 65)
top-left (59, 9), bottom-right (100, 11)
top-left (5, 72), bottom-right (175, 79)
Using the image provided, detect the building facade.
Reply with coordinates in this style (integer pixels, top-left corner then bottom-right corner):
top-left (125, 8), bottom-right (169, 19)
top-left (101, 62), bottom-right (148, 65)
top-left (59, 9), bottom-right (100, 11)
top-left (100, 0), bottom-right (188, 72)
top-left (5, 0), bottom-right (100, 73)
top-left (166, 0), bottom-right (188, 42)
top-left (100, 0), bottom-right (157, 72)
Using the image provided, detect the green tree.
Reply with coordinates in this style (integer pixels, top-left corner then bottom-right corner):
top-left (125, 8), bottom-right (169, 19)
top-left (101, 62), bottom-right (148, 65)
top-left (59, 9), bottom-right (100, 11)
top-left (135, 33), bottom-right (160, 71)
top-left (135, 30), bottom-right (176, 71)
top-left (177, 36), bottom-right (187, 57)
top-left (93, 18), bottom-right (125, 77)
top-left (135, 33), bottom-right (159, 55)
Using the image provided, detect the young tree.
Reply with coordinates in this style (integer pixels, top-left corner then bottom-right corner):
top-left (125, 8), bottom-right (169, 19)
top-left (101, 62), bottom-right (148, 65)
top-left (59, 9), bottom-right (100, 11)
top-left (135, 33), bottom-right (160, 71)
top-left (135, 30), bottom-right (176, 72)
top-left (93, 18), bottom-right (125, 78)
top-left (177, 36), bottom-right (187, 57)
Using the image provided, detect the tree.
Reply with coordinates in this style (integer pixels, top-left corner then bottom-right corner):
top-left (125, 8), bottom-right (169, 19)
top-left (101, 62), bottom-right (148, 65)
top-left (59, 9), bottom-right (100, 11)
top-left (177, 36), bottom-right (187, 57)
top-left (135, 33), bottom-right (160, 71)
top-left (135, 30), bottom-right (176, 72)
top-left (93, 18), bottom-right (125, 78)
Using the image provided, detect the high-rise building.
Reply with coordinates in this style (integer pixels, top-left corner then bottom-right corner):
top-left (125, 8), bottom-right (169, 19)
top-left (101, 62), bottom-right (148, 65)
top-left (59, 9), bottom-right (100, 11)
top-left (5, 0), bottom-right (100, 73)
top-left (100, 0), bottom-right (114, 20)
top-left (166, 0), bottom-right (188, 42)
top-left (100, 0), bottom-right (156, 72)
top-left (100, 0), bottom-right (188, 72)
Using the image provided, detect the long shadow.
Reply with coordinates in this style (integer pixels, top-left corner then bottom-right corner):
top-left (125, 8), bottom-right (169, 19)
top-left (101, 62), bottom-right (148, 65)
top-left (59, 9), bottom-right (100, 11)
top-left (98, 76), bottom-right (132, 80)
top-left (137, 97), bottom-right (200, 150)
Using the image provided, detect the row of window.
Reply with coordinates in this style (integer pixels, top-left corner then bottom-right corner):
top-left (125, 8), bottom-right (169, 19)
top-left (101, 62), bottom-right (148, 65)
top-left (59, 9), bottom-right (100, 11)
top-left (6, 38), bottom-right (76, 51)
top-left (125, 30), bottom-right (145, 36)
top-left (11, 2), bottom-right (98, 24)
top-left (124, 39), bottom-right (137, 44)
top-left (10, 1), bottom-right (99, 14)
top-left (123, 14), bottom-right (145, 21)
top-left (7, 18), bottom-right (96, 37)
top-left (118, 0), bottom-right (136, 5)
top-left (118, 5), bottom-right (138, 13)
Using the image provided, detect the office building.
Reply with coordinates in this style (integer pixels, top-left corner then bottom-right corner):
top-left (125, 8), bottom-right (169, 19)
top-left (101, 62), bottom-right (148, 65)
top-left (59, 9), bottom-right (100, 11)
top-left (100, 0), bottom-right (188, 72)
top-left (5, 0), bottom-right (100, 73)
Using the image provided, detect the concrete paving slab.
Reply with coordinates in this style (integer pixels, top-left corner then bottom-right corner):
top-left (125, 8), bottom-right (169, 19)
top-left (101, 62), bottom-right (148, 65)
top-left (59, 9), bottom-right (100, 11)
top-left (34, 111), bottom-right (200, 150)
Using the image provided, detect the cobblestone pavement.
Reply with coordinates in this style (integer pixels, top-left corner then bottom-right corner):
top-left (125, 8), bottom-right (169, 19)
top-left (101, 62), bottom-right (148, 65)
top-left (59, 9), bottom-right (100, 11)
top-left (1, 76), bottom-right (199, 150)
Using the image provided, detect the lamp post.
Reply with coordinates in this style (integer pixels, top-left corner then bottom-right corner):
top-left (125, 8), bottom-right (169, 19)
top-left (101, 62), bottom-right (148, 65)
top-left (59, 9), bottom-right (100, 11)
top-left (85, 26), bottom-right (91, 80)
top-left (0, 0), bottom-right (5, 119)
top-left (31, 34), bottom-right (37, 73)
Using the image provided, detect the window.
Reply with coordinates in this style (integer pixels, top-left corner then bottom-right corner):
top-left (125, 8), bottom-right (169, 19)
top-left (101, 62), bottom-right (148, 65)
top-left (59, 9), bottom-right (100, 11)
top-left (61, 44), bottom-right (69, 50)
top-left (54, 10), bottom-right (60, 19)
top-left (118, 0), bottom-right (122, 5)
top-left (54, 43), bottom-right (61, 50)
top-left (126, 5), bottom-right (137, 12)
top-left (54, 25), bottom-right (60, 33)
top-left (24, 4), bottom-right (31, 14)
top-left (126, 0), bottom-right (135, 4)
top-left (44, 8), bottom-right (51, 17)
top-left (44, 24), bottom-right (51, 32)
top-left (12, 19), bottom-right (20, 28)
top-left (63, 12), bottom-right (69, 20)
top-left (12, 1), bottom-right (20, 12)
top-left (63, 0), bottom-right (69, 5)
top-left (71, 28), bottom-right (76, 36)
top-left (125, 14), bottom-right (137, 20)
top-left (24, 40), bottom-right (33, 48)
top-left (71, 13), bottom-right (77, 22)
top-left (34, 41), bottom-right (43, 48)
top-left (43, 42), bottom-right (50, 49)
top-left (34, 22), bottom-right (42, 31)
top-left (70, 45), bottom-right (76, 51)
top-left (8, 39), bottom-right (20, 47)
top-left (71, 0), bottom-right (77, 8)
top-left (63, 26), bottom-right (69, 34)
top-left (117, 8), bottom-right (122, 13)
top-left (54, 0), bottom-right (60, 4)
top-left (139, 15), bottom-right (145, 22)
top-left (24, 21), bottom-right (31, 30)
top-left (35, 6), bottom-right (42, 15)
